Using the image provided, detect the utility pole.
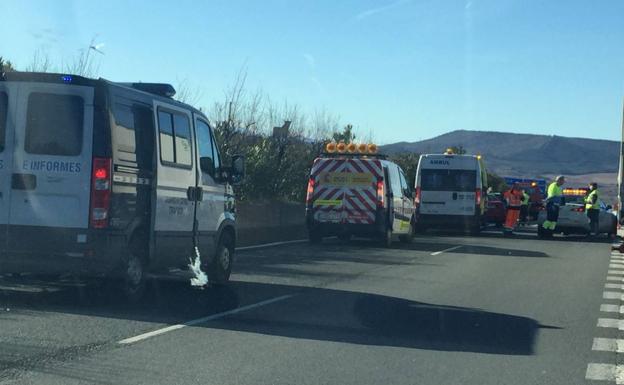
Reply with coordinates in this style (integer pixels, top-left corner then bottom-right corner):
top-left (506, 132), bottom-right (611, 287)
top-left (618, 100), bottom-right (624, 225)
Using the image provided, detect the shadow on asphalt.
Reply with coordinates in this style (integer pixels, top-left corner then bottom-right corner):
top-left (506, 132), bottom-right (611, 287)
top-left (0, 278), bottom-right (559, 358)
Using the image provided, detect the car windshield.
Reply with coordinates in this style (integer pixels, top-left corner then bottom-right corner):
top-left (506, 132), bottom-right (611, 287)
top-left (2, 1), bottom-right (624, 384)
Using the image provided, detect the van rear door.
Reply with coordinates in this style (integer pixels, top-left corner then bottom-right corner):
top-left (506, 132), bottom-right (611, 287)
top-left (7, 82), bottom-right (94, 253)
top-left (0, 83), bottom-right (12, 253)
top-left (310, 158), bottom-right (381, 225)
top-left (419, 168), bottom-right (477, 216)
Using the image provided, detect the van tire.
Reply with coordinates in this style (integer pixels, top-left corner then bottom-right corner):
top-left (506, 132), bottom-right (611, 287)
top-left (115, 249), bottom-right (147, 303)
top-left (399, 224), bottom-right (414, 244)
top-left (381, 228), bottom-right (393, 248)
top-left (338, 233), bottom-right (351, 242)
top-left (208, 232), bottom-right (234, 286)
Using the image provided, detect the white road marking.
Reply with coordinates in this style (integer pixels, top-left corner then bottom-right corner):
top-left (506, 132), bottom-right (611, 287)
top-left (610, 264), bottom-right (624, 269)
top-left (606, 283), bottom-right (624, 290)
top-left (118, 294), bottom-right (296, 345)
top-left (236, 240), bottom-right (307, 251)
top-left (607, 276), bottom-right (624, 282)
top-left (600, 304), bottom-right (623, 313)
top-left (608, 270), bottom-right (624, 276)
top-left (431, 245), bottom-right (463, 256)
top-left (586, 363), bottom-right (618, 382)
top-left (597, 318), bottom-right (624, 329)
top-left (593, 338), bottom-right (624, 353)
top-left (603, 291), bottom-right (624, 300)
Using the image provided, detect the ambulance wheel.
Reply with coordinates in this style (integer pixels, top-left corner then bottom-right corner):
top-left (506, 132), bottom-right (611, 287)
top-left (309, 230), bottom-right (322, 244)
top-left (208, 232), bottom-right (234, 286)
top-left (399, 225), bottom-right (414, 244)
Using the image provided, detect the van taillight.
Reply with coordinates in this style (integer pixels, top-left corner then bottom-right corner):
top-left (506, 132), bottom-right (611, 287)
top-left (306, 177), bottom-right (315, 205)
top-left (90, 157), bottom-right (112, 229)
top-left (475, 189), bottom-right (482, 205)
top-left (377, 179), bottom-right (385, 207)
top-left (415, 187), bottom-right (421, 205)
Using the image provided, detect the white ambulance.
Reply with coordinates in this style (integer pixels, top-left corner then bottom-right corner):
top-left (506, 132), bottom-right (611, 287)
top-left (414, 153), bottom-right (488, 233)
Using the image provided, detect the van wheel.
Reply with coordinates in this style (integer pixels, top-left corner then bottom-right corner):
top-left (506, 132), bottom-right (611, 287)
top-left (208, 233), bottom-right (234, 285)
top-left (116, 250), bottom-right (147, 303)
top-left (309, 229), bottom-right (322, 244)
top-left (338, 233), bottom-right (351, 242)
top-left (381, 228), bottom-right (393, 248)
top-left (399, 224), bottom-right (414, 244)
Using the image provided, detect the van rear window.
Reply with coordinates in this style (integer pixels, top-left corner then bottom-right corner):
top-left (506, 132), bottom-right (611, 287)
top-left (421, 169), bottom-right (476, 192)
top-left (25, 93), bottom-right (84, 156)
top-left (0, 92), bottom-right (6, 152)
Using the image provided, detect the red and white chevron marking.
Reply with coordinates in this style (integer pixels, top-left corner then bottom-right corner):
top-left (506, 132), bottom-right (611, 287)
top-left (310, 157), bottom-right (382, 224)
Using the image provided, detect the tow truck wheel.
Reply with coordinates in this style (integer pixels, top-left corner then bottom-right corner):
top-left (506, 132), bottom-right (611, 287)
top-left (208, 232), bottom-right (234, 286)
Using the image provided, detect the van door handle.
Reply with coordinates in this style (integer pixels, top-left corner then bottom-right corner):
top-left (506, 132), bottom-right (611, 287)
top-left (186, 186), bottom-right (204, 202)
top-left (12, 173), bottom-right (37, 190)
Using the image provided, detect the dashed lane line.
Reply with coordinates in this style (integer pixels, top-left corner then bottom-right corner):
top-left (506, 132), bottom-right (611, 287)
top-left (603, 292), bottom-right (624, 300)
top-left (585, 363), bottom-right (624, 383)
top-left (597, 318), bottom-right (623, 329)
top-left (118, 294), bottom-right (297, 345)
top-left (236, 240), bottom-right (307, 251)
top-left (601, 304), bottom-right (624, 313)
top-left (593, 338), bottom-right (624, 353)
top-left (430, 245), bottom-right (463, 256)
top-left (586, 252), bottom-right (624, 383)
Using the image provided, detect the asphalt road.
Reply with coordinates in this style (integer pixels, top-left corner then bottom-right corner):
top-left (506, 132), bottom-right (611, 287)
top-left (0, 229), bottom-right (619, 385)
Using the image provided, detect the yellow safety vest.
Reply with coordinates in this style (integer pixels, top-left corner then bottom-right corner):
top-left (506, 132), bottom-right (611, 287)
top-left (585, 189), bottom-right (599, 210)
top-left (521, 192), bottom-right (529, 205)
top-left (547, 182), bottom-right (563, 200)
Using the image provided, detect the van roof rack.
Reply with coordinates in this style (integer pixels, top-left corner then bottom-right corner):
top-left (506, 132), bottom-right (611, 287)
top-left (121, 82), bottom-right (176, 98)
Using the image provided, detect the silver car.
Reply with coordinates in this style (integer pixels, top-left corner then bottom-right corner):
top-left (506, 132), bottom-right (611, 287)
top-left (537, 194), bottom-right (617, 237)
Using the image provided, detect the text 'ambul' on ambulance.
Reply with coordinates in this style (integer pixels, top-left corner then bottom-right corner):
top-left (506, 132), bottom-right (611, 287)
top-left (305, 142), bottom-right (416, 247)
top-left (414, 150), bottom-right (488, 233)
top-left (0, 72), bottom-right (244, 301)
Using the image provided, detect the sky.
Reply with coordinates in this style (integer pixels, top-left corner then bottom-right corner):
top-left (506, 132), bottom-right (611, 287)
top-left (1, 0), bottom-right (623, 144)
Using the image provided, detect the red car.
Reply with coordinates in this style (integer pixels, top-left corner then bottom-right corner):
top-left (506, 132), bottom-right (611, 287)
top-left (486, 193), bottom-right (506, 227)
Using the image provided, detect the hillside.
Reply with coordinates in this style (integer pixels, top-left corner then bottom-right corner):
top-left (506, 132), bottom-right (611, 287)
top-left (381, 130), bottom-right (620, 178)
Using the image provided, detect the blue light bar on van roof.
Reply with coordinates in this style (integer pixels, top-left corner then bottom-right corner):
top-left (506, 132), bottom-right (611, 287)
top-left (61, 75), bottom-right (73, 83)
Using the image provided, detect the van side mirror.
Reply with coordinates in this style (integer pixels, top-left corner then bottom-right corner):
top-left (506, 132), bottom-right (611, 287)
top-left (200, 156), bottom-right (215, 176)
top-left (607, 205), bottom-right (613, 211)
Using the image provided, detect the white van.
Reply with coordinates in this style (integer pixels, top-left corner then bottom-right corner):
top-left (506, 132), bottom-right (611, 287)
top-left (306, 152), bottom-right (416, 247)
top-left (414, 154), bottom-right (488, 232)
top-left (0, 72), bottom-right (244, 300)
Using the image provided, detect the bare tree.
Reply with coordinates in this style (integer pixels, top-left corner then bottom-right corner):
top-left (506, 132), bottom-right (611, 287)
top-left (175, 78), bottom-right (204, 107)
top-left (26, 49), bottom-right (53, 72)
top-left (65, 36), bottom-right (104, 77)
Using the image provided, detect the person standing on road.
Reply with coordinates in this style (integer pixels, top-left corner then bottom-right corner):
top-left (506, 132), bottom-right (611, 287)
top-left (520, 189), bottom-right (530, 225)
top-left (542, 176), bottom-right (566, 235)
top-left (503, 183), bottom-right (523, 234)
top-left (585, 182), bottom-right (600, 237)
